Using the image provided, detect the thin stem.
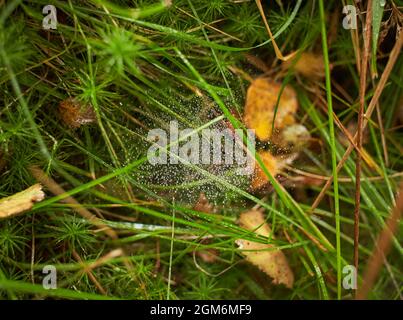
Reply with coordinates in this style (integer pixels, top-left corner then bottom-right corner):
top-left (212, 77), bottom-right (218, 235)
top-left (167, 199), bottom-right (175, 300)
top-left (319, 0), bottom-right (341, 299)
top-left (355, 0), bottom-right (372, 288)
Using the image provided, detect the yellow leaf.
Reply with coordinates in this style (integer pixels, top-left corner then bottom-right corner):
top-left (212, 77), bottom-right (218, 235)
top-left (237, 209), bottom-right (294, 288)
top-left (243, 78), bottom-right (298, 141)
top-left (282, 52), bottom-right (325, 79)
top-left (251, 150), bottom-right (283, 190)
top-left (0, 184), bottom-right (45, 219)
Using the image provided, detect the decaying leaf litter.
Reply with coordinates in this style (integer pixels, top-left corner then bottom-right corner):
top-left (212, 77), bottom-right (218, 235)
top-left (0, 184), bottom-right (45, 219)
top-left (0, 0), bottom-right (402, 300)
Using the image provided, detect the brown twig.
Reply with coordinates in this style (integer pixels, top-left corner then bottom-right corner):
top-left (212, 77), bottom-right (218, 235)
top-left (284, 165), bottom-right (403, 183)
top-left (354, 0), bottom-right (372, 283)
top-left (29, 166), bottom-right (118, 240)
top-left (86, 248), bottom-right (123, 271)
top-left (356, 182), bottom-right (403, 300)
top-left (310, 31), bottom-right (403, 212)
top-left (29, 166), bottom-right (147, 294)
top-left (255, 0), bottom-right (297, 61)
top-left (72, 250), bottom-right (107, 295)
top-left (374, 94), bottom-right (389, 166)
top-left (316, 94), bottom-right (373, 166)
top-left (153, 239), bottom-right (161, 276)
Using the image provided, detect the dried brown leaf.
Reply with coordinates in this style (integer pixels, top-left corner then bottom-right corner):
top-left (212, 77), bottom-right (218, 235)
top-left (237, 209), bottom-right (294, 288)
top-left (59, 97), bottom-right (96, 128)
top-left (282, 52), bottom-right (325, 79)
top-left (243, 78), bottom-right (298, 141)
top-left (193, 193), bottom-right (214, 213)
top-left (0, 184), bottom-right (45, 219)
top-left (251, 150), bottom-right (283, 191)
